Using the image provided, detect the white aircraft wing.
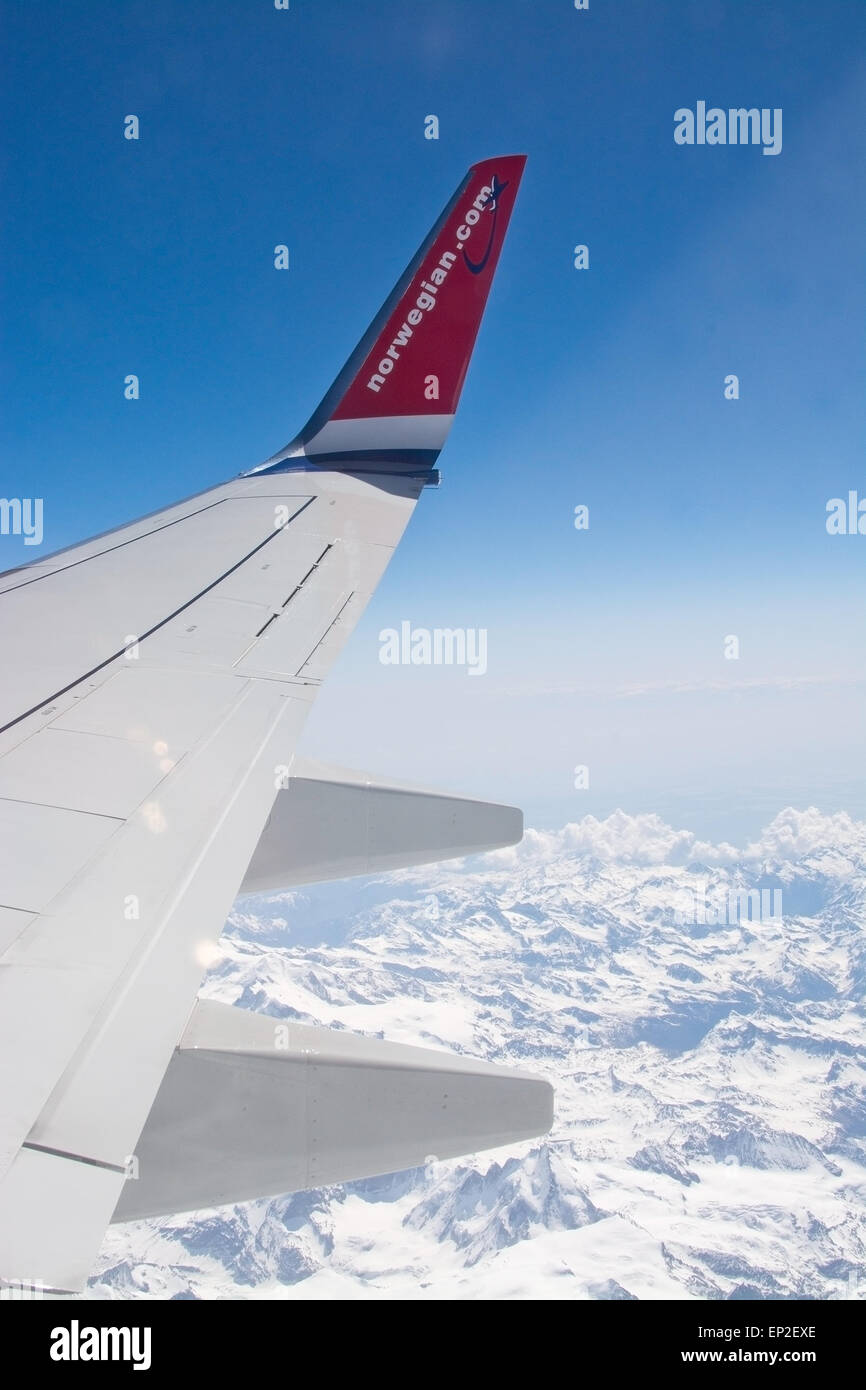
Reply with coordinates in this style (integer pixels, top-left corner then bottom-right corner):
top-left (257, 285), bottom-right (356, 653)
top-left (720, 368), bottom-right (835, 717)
top-left (0, 154), bottom-right (552, 1294)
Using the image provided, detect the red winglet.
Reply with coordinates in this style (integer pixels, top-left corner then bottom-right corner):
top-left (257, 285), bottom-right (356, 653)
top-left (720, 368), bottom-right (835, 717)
top-left (258, 156), bottom-right (526, 474)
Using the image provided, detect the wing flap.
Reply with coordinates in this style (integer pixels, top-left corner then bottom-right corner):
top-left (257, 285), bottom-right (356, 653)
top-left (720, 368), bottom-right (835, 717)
top-left (113, 999), bottom-right (553, 1222)
top-left (0, 1145), bottom-right (126, 1295)
top-left (241, 757), bottom-right (522, 893)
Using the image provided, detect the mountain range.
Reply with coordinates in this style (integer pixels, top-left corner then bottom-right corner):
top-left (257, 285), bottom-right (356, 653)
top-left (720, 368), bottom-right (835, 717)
top-left (90, 806), bottom-right (866, 1300)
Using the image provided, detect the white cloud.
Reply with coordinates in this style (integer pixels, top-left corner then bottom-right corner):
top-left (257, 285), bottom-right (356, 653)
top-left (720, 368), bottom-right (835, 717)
top-left (489, 812), bottom-right (697, 868)
top-left (460, 806), bottom-right (866, 878)
top-left (743, 806), bottom-right (866, 868)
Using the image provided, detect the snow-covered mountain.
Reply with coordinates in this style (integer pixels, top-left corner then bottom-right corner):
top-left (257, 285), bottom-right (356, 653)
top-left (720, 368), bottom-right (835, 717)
top-left (91, 807), bottom-right (866, 1300)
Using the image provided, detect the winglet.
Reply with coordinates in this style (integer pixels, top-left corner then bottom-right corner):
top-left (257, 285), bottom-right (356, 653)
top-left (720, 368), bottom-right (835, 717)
top-left (253, 155), bottom-right (527, 477)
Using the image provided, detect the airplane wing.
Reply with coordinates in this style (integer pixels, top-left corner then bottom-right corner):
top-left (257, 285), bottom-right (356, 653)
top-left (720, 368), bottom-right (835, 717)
top-left (0, 154), bottom-right (552, 1294)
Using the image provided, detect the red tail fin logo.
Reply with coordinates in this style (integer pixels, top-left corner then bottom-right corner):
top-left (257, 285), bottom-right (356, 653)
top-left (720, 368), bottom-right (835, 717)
top-left (463, 173), bottom-right (510, 275)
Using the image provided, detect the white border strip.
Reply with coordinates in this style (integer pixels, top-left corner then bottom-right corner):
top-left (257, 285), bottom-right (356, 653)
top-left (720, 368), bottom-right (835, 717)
top-left (304, 414), bottom-right (454, 455)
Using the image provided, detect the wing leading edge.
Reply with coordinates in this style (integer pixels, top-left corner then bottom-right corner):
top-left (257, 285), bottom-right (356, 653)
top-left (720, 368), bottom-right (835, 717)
top-left (0, 156), bottom-right (548, 1295)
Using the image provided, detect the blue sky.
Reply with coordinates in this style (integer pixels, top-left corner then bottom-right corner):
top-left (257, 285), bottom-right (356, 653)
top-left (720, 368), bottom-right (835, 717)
top-left (2, 1), bottom-right (864, 839)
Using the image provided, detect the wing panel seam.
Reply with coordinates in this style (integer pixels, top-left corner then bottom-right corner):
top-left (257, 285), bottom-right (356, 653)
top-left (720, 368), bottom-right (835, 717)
top-left (0, 496), bottom-right (317, 737)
